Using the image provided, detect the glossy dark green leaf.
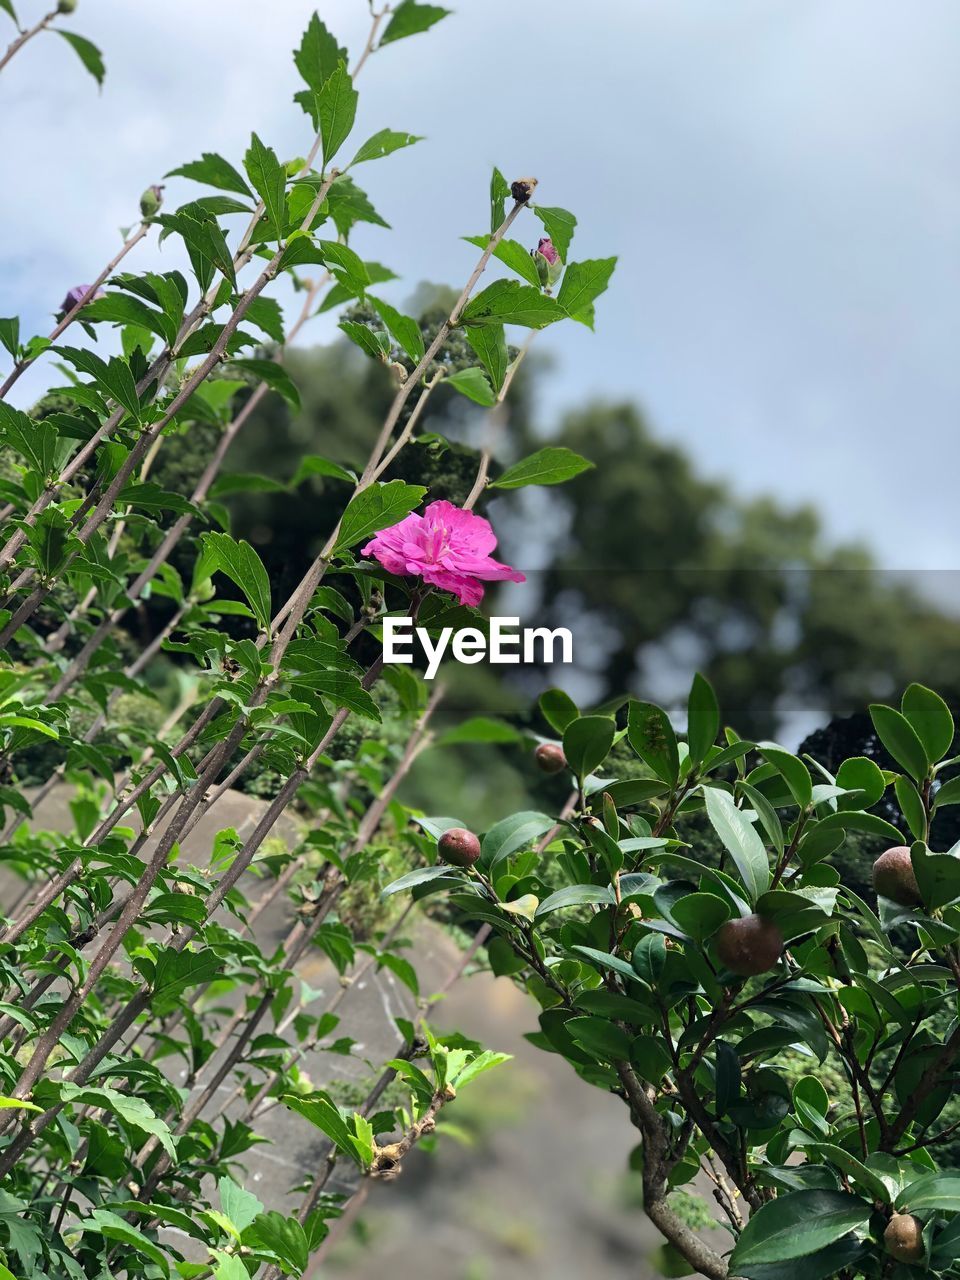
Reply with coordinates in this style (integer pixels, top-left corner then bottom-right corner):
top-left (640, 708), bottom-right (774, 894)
top-left (686, 673), bottom-right (719, 766)
top-left (728, 1190), bottom-right (871, 1268)
top-left (539, 688), bottom-right (578, 735)
top-left (563, 715), bottom-right (615, 778)
top-left (627, 701), bottom-right (679, 786)
top-left (902, 682), bottom-right (954, 764)
top-left (870, 702), bottom-right (929, 781)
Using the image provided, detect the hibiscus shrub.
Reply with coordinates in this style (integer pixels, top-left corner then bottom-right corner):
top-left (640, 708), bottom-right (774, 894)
top-left (389, 680), bottom-right (960, 1279)
top-left (0, 5), bottom-right (615, 1278)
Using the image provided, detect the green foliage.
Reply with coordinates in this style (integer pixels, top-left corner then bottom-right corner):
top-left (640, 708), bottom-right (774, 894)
top-left (390, 675), bottom-right (960, 1280)
top-left (0, 8), bottom-right (613, 1280)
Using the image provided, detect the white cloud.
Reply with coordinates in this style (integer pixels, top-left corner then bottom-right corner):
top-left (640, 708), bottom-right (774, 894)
top-left (1, 0), bottom-right (958, 569)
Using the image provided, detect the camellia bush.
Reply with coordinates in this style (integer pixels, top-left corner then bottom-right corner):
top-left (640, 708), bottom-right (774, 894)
top-left (0, 3), bottom-right (616, 1278)
top-left (390, 680), bottom-right (960, 1279)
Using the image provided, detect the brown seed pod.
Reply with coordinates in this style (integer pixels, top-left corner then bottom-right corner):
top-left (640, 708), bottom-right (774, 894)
top-left (535, 743), bottom-right (567, 774)
top-left (872, 845), bottom-right (921, 907)
top-left (715, 914), bottom-right (783, 977)
top-left (438, 826), bottom-right (481, 868)
top-left (884, 1213), bottom-right (924, 1262)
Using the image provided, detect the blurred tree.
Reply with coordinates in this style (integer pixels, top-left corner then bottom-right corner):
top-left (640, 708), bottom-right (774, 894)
top-left (151, 302), bottom-right (960, 741)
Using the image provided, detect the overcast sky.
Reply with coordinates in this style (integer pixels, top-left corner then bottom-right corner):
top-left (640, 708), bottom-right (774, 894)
top-left (2, 0), bottom-right (958, 572)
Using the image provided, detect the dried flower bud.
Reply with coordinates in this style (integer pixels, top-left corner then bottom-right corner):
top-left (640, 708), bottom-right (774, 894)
top-left (511, 176), bottom-right (538, 204)
top-left (532, 236), bottom-right (563, 289)
top-left (139, 184), bottom-right (164, 218)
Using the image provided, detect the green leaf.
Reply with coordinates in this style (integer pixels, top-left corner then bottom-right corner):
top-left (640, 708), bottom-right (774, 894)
top-left (294, 13), bottom-right (346, 92)
top-left (761, 745), bottom-right (813, 809)
top-left (56, 30), bottom-right (105, 87)
top-left (231, 357), bottom-right (300, 410)
top-left (382, 865), bottom-right (456, 897)
top-left (465, 324), bottom-right (508, 393)
top-left (245, 1210), bottom-right (309, 1274)
top-left (76, 1211), bottom-right (168, 1274)
top-left (244, 134), bottom-right (287, 241)
top-left (902, 683), bottom-right (954, 764)
top-left (736, 1237), bottom-right (867, 1280)
top-left (436, 716), bottom-right (522, 746)
top-left (0, 1), bottom-right (17, 25)
top-left (573, 944), bottom-right (642, 984)
top-left (60, 1084), bottom-right (176, 1160)
top-left (351, 128), bottom-right (423, 166)
top-left (533, 205), bottom-right (577, 260)
top-left (492, 446), bottom-right (593, 490)
top-left (566, 1016), bottom-right (632, 1061)
top-left (219, 1176), bottom-right (264, 1233)
top-left (380, 0), bottom-right (451, 45)
top-left (702, 786), bottom-right (771, 903)
top-left (557, 256), bottom-right (617, 325)
top-left (167, 152), bottom-right (253, 198)
top-left (315, 61), bottom-right (358, 167)
top-left (540, 688), bottom-right (578, 734)
top-left (150, 947), bottom-right (223, 1014)
top-left (911, 843), bottom-right (960, 911)
top-left (212, 1256), bottom-right (248, 1280)
top-left (0, 316), bottom-right (20, 358)
top-left (445, 367), bottom-right (495, 406)
top-left (897, 1170), bottom-right (960, 1212)
top-left (934, 773), bottom-right (960, 810)
top-left (452, 1049), bottom-right (512, 1090)
top-left (291, 454), bottom-right (354, 487)
top-left (0, 1097), bottom-right (42, 1113)
top-left (463, 234), bottom-right (542, 286)
top-left (202, 532), bottom-right (272, 632)
top-left (632, 934), bottom-right (667, 984)
top-left (627, 701), bottom-right (680, 786)
top-left (282, 1092), bottom-right (357, 1162)
top-left (810, 1144), bottom-right (891, 1204)
top-left (895, 776), bottom-right (926, 842)
top-left (729, 1189), bottom-right (871, 1268)
top-left (482, 811), bottom-right (555, 870)
top-left (340, 320), bottom-right (390, 361)
top-left (461, 279), bottom-right (564, 329)
top-left (870, 702), bottom-right (929, 781)
top-left (490, 167), bottom-right (510, 235)
top-left (535, 884), bottom-right (616, 919)
top-left (368, 295), bottom-right (425, 362)
top-left (687, 673), bottom-right (720, 766)
top-left (671, 892), bottom-right (731, 942)
top-left (335, 480), bottom-right (426, 551)
top-left (563, 715), bottom-right (615, 778)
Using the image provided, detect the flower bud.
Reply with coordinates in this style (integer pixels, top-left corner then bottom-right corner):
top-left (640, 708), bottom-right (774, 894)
top-left (58, 284), bottom-right (104, 316)
top-left (139, 184), bottom-right (164, 218)
top-left (511, 176), bottom-right (538, 204)
top-left (531, 237), bottom-right (563, 288)
top-left (57, 0), bottom-right (77, 13)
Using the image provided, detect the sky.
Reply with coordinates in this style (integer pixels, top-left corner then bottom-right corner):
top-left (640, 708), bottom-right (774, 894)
top-left (1, 0), bottom-right (958, 572)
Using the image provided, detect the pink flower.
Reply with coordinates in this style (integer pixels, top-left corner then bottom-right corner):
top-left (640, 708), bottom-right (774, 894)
top-left (536, 237), bottom-right (559, 265)
top-left (362, 500), bottom-right (525, 607)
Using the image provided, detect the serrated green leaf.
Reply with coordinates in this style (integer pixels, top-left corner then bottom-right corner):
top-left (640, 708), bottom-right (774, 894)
top-left (492, 446), bottom-right (593, 490)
